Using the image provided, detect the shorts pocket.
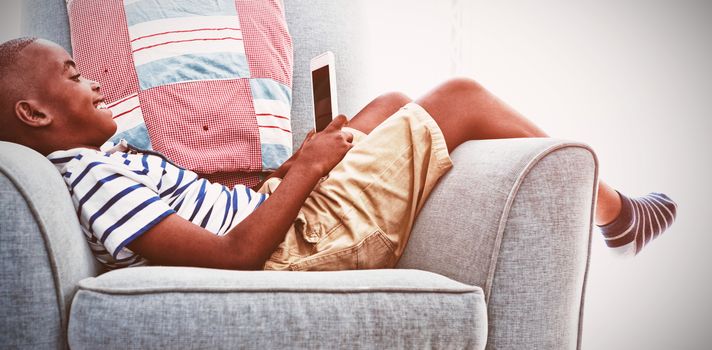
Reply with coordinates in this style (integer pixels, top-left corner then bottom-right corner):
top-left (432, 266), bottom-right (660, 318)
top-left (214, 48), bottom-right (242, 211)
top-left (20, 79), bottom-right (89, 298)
top-left (289, 228), bottom-right (396, 271)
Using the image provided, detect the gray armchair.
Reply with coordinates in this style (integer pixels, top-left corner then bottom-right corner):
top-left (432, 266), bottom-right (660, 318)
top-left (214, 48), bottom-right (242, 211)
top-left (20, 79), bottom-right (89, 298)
top-left (0, 1), bottom-right (597, 349)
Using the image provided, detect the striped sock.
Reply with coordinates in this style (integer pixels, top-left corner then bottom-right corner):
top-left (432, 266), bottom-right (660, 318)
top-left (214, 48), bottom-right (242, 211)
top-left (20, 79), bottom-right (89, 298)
top-left (598, 191), bottom-right (678, 257)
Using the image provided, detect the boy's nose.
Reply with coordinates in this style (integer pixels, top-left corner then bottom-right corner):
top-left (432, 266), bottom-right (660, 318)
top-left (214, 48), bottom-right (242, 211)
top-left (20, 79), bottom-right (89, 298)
top-left (90, 80), bottom-right (100, 91)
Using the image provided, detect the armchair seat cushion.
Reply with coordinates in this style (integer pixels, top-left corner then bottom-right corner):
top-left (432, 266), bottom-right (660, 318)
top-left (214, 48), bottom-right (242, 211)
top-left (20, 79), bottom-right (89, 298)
top-left (68, 267), bottom-right (487, 349)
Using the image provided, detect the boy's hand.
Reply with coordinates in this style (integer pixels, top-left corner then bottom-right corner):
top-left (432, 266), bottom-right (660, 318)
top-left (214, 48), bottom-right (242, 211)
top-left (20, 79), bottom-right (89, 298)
top-left (295, 115), bottom-right (353, 177)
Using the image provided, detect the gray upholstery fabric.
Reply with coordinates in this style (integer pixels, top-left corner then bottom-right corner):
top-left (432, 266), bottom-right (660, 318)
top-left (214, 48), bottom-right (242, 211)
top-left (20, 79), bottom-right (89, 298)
top-left (69, 267), bottom-right (487, 349)
top-left (0, 176), bottom-right (62, 349)
top-left (486, 146), bottom-right (595, 350)
top-left (400, 138), bottom-right (597, 350)
top-left (21, 0), bottom-right (72, 54)
top-left (0, 142), bottom-right (103, 349)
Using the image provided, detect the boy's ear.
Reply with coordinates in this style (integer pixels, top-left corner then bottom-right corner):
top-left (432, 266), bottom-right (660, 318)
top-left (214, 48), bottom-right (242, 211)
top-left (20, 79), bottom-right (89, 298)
top-left (15, 100), bottom-right (53, 128)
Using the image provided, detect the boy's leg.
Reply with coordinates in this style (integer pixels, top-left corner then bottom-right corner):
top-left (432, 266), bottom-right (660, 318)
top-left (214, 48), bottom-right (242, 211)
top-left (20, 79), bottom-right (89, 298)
top-left (412, 77), bottom-right (677, 256)
top-left (346, 80), bottom-right (622, 223)
top-left (346, 92), bottom-right (413, 134)
top-left (346, 79), bottom-right (547, 150)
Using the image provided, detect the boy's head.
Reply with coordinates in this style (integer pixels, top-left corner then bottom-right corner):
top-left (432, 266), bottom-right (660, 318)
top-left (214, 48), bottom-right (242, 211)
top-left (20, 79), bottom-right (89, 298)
top-left (0, 38), bottom-right (116, 155)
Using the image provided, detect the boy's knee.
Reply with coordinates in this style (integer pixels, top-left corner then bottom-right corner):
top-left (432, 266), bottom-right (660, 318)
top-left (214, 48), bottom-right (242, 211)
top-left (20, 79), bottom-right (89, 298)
top-left (440, 77), bottom-right (486, 96)
top-left (375, 91), bottom-right (412, 109)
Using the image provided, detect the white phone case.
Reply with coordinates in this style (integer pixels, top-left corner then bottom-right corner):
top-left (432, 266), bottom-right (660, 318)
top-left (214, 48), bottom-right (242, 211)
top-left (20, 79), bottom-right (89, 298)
top-left (309, 51), bottom-right (338, 131)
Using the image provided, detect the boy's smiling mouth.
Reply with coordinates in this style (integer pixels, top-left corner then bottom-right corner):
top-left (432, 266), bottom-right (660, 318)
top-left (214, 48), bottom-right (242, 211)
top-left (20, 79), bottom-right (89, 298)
top-left (93, 98), bottom-right (108, 110)
top-left (93, 97), bottom-right (113, 118)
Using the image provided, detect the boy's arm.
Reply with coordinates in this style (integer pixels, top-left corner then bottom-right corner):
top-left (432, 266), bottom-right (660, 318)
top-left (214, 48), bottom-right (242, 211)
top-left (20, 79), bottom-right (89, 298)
top-left (128, 117), bottom-right (353, 270)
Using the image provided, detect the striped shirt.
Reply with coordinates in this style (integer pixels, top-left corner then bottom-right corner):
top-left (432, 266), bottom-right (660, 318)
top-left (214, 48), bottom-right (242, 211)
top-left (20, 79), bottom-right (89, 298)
top-left (47, 140), bottom-right (268, 269)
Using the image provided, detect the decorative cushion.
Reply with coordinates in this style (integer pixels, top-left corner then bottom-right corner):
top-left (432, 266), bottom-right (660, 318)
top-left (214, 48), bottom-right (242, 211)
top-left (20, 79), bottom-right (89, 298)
top-left (67, 0), bottom-right (294, 176)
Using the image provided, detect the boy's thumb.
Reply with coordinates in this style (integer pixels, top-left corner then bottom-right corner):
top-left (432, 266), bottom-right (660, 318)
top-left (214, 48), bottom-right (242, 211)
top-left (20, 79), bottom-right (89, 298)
top-left (326, 114), bottom-right (348, 130)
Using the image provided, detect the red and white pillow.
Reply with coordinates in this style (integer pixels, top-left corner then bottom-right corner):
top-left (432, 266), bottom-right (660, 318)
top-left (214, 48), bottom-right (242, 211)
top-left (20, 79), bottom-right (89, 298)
top-left (67, 0), bottom-right (293, 186)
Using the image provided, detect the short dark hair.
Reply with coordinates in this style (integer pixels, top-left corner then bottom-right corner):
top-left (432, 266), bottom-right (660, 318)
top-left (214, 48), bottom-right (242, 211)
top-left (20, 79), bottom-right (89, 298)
top-left (0, 37), bottom-right (39, 141)
top-left (0, 37), bottom-right (38, 76)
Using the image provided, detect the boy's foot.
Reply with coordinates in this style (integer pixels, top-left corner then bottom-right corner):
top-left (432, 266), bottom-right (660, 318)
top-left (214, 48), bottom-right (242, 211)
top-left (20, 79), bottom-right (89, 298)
top-left (598, 191), bottom-right (678, 257)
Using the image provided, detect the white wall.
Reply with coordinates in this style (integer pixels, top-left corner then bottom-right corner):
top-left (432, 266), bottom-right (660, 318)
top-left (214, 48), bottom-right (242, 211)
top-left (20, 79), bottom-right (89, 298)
top-left (0, 0), bottom-right (22, 42)
top-left (360, 1), bottom-right (711, 349)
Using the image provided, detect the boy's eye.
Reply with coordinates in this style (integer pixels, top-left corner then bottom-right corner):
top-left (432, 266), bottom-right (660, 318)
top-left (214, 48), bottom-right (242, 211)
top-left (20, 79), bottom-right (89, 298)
top-left (70, 73), bottom-right (81, 82)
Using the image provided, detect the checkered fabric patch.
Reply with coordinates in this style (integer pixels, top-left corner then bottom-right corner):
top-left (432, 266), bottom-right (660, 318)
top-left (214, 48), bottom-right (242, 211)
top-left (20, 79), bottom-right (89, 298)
top-left (67, 0), bottom-right (293, 178)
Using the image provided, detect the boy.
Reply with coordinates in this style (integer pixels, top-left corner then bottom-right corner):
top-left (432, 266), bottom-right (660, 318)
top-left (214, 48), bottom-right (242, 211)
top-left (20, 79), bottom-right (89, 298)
top-left (0, 37), bottom-right (678, 270)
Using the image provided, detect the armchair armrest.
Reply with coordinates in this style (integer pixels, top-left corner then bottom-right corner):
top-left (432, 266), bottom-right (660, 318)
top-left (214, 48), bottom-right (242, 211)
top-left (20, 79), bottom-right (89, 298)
top-left (0, 141), bottom-right (103, 349)
top-left (398, 137), bottom-right (598, 350)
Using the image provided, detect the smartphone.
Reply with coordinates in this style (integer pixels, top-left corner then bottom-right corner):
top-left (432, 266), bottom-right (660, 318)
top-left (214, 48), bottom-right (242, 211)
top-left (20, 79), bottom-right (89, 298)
top-left (310, 51), bottom-right (338, 132)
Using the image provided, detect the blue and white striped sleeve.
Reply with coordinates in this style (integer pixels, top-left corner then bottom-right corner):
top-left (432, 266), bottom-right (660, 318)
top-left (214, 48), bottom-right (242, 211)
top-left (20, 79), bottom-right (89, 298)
top-left (67, 157), bottom-right (175, 259)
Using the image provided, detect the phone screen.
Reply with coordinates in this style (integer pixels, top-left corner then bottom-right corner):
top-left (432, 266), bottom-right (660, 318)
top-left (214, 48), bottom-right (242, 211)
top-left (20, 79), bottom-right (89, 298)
top-left (312, 65), bottom-right (332, 132)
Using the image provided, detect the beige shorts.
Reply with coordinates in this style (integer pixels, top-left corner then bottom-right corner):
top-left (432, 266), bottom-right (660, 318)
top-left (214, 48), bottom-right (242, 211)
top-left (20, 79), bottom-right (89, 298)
top-left (260, 103), bottom-right (453, 271)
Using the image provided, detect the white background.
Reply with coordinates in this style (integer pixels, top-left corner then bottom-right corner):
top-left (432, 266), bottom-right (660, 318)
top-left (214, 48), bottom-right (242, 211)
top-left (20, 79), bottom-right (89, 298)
top-left (2, 1), bottom-right (711, 348)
